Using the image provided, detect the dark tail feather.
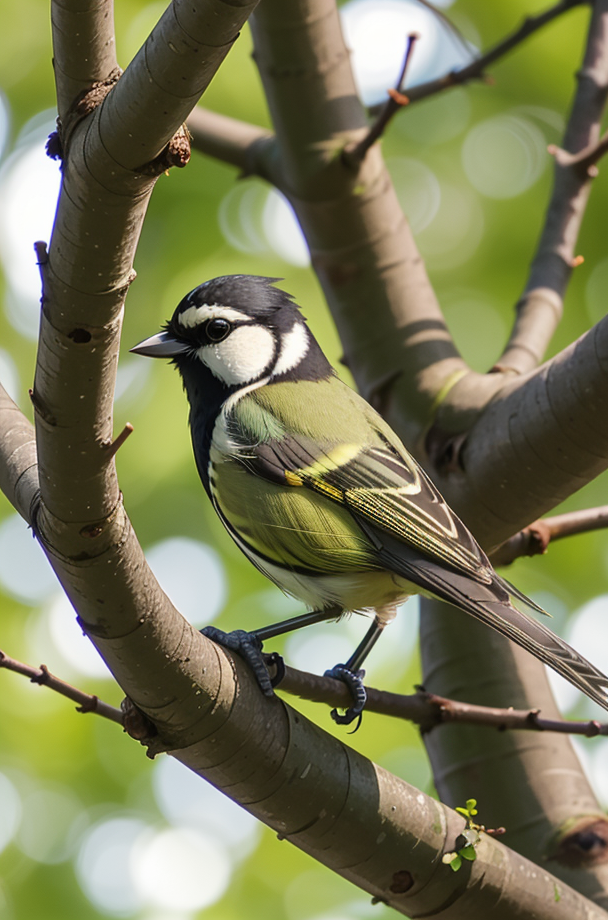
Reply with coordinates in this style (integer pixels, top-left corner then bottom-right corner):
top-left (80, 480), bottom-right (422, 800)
top-left (373, 532), bottom-right (608, 711)
top-left (497, 574), bottom-right (550, 617)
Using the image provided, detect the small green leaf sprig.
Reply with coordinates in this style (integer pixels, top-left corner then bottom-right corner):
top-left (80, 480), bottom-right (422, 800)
top-left (442, 799), bottom-right (505, 872)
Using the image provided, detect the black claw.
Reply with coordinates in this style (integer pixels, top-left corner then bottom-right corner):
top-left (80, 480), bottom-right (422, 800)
top-left (264, 651), bottom-right (286, 688)
top-left (324, 663), bottom-right (367, 730)
top-left (201, 627), bottom-right (274, 697)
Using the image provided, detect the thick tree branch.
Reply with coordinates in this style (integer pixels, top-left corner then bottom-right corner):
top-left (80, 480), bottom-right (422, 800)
top-left (249, 0), bottom-right (466, 442)
top-left (51, 0), bottom-right (118, 120)
top-left (35, 0), bottom-right (260, 533)
top-left (497, 0), bottom-right (608, 374)
top-left (0, 385), bottom-right (38, 522)
top-left (435, 314), bottom-right (608, 548)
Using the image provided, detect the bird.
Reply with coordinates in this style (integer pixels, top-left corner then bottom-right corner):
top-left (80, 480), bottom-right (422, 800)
top-left (131, 274), bottom-right (608, 722)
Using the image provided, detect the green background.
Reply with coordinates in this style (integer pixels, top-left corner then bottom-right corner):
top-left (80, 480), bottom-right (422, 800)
top-left (1, 1), bottom-right (607, 917)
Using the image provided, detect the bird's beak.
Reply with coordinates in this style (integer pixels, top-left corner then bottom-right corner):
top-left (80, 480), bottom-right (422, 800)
top-left (130, 331), bottom-right (190, 358)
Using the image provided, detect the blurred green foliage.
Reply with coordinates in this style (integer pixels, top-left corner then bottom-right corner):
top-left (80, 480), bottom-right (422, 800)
top-left (1, 1), bottom-right (608, 918)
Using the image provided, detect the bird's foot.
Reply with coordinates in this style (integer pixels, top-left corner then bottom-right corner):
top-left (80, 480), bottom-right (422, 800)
top-left (324, 664), bottom-right (367, 731)
top-left (201, 627), bottom-right (282, 697)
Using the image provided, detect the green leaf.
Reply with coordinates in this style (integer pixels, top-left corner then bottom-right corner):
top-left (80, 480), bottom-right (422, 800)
top-left (447, 854), bottom-right (462, 872)
top-left (455, 806), bottom-right (470, 817)
top-left (458, 845), bottom-right (478, 862)
top-left (465, 798), bottom-right (478, 815)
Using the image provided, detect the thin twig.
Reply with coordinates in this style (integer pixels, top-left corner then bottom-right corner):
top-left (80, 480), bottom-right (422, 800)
top-left (102, 422), bottom-right (134, 459)
top-left (369, 0), bottom-right (589, 112)
top-left (344, 33), bottom-right (419, 166)
top-left (270, 661), bottom-right (608, 736)
top-left (496, 0), bottom-right (608, 374)
top-left (549, 126), bottom-right (608, 175)
top-left (4, 643), bottom-right (604, 738)
top-left (491, 506), bottom-right (608, 566)
top-left (0, 649), bottom-right (124, 725)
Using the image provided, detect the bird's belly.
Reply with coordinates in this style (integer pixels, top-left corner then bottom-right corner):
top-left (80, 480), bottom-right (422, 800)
top-left (250, 557), bottom-right (415, 612)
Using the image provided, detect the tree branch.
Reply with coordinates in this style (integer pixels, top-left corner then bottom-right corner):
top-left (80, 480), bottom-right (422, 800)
top-left (1, 408), bottom-right (607, 916)
top-left (186, 106), bottom-right (275, 177)
top-left (373, 0), bottom-right (590, 111)
top-left (7, 639), bottom-right (608, 739)
top-left (51, 0), bottom-right (118, 120)
top-left (497, 0), bottom-right (608, 374)
top-left (344, 33), bottom-right (418, 166)
top-left (0, 649), bottom-right (124, 725)
top-left (248, 0), bottom-right (467, 446)
top-left (491, 506), bottom-right (608, 566)
top-left (272, 662), bottom-right (608, 737)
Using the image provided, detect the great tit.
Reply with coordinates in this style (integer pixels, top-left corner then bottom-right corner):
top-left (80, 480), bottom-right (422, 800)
top-left (131, 274), bottom-right (608, 719)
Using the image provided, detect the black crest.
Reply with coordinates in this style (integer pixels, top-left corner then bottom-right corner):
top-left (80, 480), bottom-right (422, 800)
top-left (179, 275), bottom-right (300, 320)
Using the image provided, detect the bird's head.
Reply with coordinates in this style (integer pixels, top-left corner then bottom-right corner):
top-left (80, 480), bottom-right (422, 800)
top-left (131, 274), bottom-right (331, 392)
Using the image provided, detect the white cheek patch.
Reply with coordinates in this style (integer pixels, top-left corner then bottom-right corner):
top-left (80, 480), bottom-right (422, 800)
top-left (198, 325), bottom-right (276, 385)
top-left (178, 304), bottom-right (253, 328)
top-left (273, 322), bottom-right (309, 377)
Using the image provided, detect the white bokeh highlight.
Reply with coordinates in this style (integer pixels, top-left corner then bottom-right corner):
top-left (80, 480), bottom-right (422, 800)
top-left (0, 114), bottom-right (61, 340)
top-left (262, 190), bottom-right (310, 267)
top-left (76, 817), bottom-right (147, 915)
top-left (131, 826), bottom-right (232, 912)
top-left (0, 773), bottom-right (22, 855)
top-left (547, 594), bottom-right (608, 718)
top-left (218, 182), bottom-right (309, 267)
top-left (0, 91), bottom-right (11, 160)
top-left (462, 113), bottom-right (548, 199)
top-left (16, 785), bottom-right (83, 864)
top-left (0, 513), bottom-right (57, 605)
top-left (36, 591), bottom-right (113, 679)
top-left (145, 537), bottom-right (227, 628)
top-left (0, 349), bottom-right (21, 405)
top-left (153, 756), bottom-right (261, 858)
top-left (340, 0), bottom-right (474, 106)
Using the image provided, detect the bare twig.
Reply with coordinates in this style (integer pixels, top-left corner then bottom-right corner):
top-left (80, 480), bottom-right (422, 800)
top-left (344, 33), bottom-right (419, 166)
top-left (370, 0), bottom-right (589, 112)
top-left (102, 422), bottom-right (134, 459)
top-left (491, 506), bottom-right (608, 566)
top-left (4, 640), bottom-right (606, 740)
top-left (270, 662), bottom-right (608, 737)
top-left (496, 0), bottom-right (608, 374)
top-left (0, 649), bottom-right (124, 725)
top-left (549, 127), bottom-right (608, 175)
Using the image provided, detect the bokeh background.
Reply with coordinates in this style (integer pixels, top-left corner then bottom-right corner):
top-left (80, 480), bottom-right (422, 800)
top-left (1, 0), bottom-right (608, 917)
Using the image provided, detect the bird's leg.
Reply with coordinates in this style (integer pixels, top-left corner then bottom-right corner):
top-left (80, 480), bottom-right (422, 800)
top-left (201, 606), bottom-right (342, 697)
top-left (325, 606), bottom-right (397, 727)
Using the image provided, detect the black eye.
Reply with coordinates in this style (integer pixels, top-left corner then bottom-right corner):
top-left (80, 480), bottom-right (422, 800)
top-left (205, 318), bottom-right (231, 343)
